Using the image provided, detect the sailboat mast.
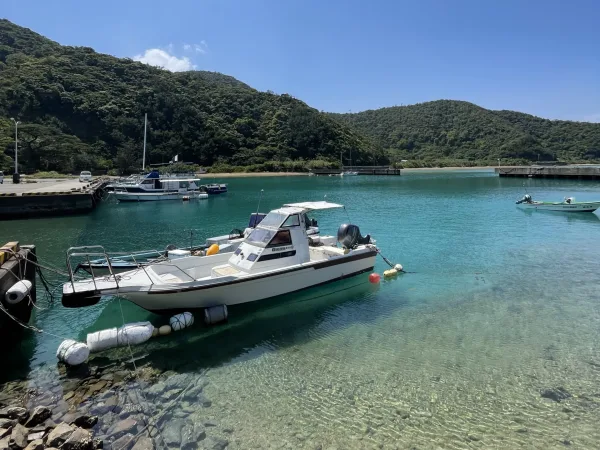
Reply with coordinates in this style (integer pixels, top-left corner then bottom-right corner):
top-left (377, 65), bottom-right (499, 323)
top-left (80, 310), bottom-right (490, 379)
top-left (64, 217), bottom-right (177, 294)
top-left (142, 113), bottom-right (147, 171)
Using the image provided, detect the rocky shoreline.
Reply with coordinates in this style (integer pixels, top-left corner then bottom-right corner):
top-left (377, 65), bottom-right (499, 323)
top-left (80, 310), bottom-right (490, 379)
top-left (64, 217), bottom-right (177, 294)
top-left (0, 361), bottom-right (229, 450)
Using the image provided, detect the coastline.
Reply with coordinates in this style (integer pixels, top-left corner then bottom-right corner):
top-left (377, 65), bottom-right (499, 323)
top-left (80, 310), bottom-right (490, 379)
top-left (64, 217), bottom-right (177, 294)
top-left (199, 172), bottom-right (305, 178)
top-left (200, 167), bottom-right (503, 178)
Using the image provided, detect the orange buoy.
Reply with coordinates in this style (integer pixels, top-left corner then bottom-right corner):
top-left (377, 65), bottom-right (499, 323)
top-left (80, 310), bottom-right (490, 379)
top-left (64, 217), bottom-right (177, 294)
top-left (369, 273), bottom-right (381, 284)
top-left (206, 244), bottom-right (219, 256)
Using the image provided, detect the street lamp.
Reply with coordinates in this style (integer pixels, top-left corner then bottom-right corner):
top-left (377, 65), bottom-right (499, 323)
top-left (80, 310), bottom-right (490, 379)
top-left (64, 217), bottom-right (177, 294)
top-left (10, 118), bottom-right (20, 179)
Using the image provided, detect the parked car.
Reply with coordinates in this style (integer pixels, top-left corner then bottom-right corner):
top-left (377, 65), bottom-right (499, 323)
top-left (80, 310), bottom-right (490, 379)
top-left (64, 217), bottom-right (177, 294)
top-left (0, 171), bottom-right (4, 184)
top-left (79, 171), bottom-right (92, 182)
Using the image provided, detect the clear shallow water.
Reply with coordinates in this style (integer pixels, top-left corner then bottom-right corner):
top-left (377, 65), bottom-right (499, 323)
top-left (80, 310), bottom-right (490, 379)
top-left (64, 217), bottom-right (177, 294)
top-left (2, 170), bottom-right (600, 448)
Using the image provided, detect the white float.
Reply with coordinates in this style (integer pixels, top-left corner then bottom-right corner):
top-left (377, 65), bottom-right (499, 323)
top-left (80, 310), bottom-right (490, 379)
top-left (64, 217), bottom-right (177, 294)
top-left (169, 312), bottom-right (194, 331)
top-left (57, 339), bottom-right (90, 366)
top-left (87, 328), bottom-right (119, 352)
top-left (116, 321), bottom-right (154, 345)
top-left (5, 280), bottom-right (32, 305)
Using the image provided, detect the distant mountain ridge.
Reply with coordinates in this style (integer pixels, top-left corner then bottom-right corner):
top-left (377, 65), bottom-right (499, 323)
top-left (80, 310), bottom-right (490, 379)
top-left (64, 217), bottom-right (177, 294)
top-left (330, 100), bottom-right (600, 164)
top-left (0, 19), bottom-right (384, 173)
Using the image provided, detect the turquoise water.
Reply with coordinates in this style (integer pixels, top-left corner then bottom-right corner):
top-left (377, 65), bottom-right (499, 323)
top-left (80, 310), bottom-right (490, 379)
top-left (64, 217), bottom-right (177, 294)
top-left (2, 170), bottom-right (600, 448)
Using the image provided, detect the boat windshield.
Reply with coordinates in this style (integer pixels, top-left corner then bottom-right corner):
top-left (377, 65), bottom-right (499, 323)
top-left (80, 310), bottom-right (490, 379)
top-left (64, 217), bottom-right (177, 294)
top-left (245, 227), bottom-right (277, 247)
top-left (256, 211), bottom-right (287, 228)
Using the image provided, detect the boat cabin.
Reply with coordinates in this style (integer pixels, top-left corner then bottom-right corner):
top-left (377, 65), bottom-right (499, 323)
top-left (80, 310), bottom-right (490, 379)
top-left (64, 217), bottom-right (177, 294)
top-left (220, 202), bottom-right (343, 275)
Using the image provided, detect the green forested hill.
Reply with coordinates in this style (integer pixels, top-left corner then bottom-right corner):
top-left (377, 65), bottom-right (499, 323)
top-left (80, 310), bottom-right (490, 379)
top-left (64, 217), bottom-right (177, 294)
top-left (331, 100), bottom-right (600, 165)
top-left (0, 19), bottom-right (384, 173)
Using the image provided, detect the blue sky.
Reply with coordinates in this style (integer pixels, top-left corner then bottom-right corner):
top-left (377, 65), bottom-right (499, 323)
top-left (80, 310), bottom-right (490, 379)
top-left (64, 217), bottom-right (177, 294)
top-left (3, 0), bottom-right (600, 121)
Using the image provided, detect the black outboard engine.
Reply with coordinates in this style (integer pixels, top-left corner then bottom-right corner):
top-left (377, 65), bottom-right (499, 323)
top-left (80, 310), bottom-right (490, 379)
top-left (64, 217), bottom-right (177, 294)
top-left (337, 224), bottom-right (371, 249)
top-left (516, 194), bottom-right (532, 204)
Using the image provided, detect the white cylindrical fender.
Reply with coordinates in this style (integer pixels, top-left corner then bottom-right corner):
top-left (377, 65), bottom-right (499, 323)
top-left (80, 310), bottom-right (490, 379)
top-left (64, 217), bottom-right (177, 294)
top-left (204, 305), bottom-right (228, 325)
top-left (5, 280), bottom-right (33, 305)
top-left (87, 328), bottom-right (119, 352)
top-left (117, 322), bottom-right (154, 345)
top-left (169, 312), bottom-right (194, 331)
top-left (57, 339), bottom-right (90, 366)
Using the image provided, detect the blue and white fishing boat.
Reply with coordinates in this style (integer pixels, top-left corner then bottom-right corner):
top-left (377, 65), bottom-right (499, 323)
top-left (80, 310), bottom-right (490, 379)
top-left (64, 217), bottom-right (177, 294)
top-left (204, 183), bottom-right (228, 194)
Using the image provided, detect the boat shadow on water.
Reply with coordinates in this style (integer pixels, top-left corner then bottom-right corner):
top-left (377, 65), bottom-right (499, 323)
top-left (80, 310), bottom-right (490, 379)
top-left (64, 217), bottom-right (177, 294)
top-left (88, 277), bottom-right (406, 373)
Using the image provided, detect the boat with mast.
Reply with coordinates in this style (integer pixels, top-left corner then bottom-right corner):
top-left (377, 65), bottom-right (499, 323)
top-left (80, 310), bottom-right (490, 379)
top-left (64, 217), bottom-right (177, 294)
top-left (341, 150), bottom-right (358, 176)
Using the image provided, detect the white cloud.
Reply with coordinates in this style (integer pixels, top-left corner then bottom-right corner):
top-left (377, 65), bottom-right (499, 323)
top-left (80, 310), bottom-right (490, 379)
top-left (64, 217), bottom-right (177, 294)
top-left (182, 42), bottom-right (209, 54)
top-left (133, 48), bottom-right (196, 72)
top-left (194, 41), bottom-right (208, 54)
top-left (583, 113), bottom-right (600, 123)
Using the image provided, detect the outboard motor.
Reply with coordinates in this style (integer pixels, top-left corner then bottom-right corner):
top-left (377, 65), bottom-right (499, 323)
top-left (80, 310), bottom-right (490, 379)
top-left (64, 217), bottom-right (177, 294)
top-left (516, 194), bottom-right (532, 204)
top-left (337, 224), bottom-right (371, 249)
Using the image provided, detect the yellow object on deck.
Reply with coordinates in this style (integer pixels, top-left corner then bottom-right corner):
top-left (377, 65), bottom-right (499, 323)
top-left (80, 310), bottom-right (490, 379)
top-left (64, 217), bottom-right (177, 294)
top-left (206, 244), bottom-right (220, 256)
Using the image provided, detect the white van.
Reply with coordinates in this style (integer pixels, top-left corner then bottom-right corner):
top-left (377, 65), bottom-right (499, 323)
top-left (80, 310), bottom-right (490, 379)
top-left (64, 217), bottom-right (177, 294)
top-left (79, 171), bottom-right (92, 182)
top-left (0, 171), bottom-right (4, 184)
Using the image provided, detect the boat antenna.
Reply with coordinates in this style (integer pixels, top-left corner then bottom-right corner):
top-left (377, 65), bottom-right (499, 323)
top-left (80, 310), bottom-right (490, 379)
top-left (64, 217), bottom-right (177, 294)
top-left (254, 189), bottom-right (264, 227)
top-left (142, 113), bottom-right (147, 171)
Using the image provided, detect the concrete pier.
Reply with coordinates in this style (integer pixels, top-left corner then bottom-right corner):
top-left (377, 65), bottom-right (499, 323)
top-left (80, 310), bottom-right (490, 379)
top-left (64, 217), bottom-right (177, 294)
top-left (496, 165), bottom-right (600, 180)
top-left (0, 177), bottom-right (109, 219)
top-left (0, 242), bottom-right (37, 342)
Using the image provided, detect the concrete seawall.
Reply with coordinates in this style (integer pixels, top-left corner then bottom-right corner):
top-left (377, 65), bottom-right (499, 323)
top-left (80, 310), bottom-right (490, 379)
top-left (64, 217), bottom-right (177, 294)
top-left (0, 177), bottom-right (108, 219)
top-left (496, 165), bottom-right (600, 179)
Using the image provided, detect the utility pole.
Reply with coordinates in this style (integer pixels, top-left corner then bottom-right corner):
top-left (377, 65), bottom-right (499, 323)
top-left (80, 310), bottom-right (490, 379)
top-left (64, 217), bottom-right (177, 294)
top-left (10, 118), bottom-right (20, 183)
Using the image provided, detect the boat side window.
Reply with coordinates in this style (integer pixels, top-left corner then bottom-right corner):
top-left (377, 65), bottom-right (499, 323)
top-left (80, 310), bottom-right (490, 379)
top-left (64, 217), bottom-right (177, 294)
top-left (268, 230), bottom-right (292, 247)
top-left (141, 180), bottom-right (154, 185)
top-left (282, 214), bottom-right (300, 227)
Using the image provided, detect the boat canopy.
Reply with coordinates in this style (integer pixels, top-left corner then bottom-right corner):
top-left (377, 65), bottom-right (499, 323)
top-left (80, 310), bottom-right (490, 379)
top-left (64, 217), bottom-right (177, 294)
top-left (282, 201), bottom-right (343, 211)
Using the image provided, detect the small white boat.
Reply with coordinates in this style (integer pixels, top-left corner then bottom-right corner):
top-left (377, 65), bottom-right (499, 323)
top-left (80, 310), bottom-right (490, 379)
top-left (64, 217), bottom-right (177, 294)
top-left (341, 171), bottom-right (359, 176)
top-left (62, 201), bottom-right (377, 312)
top-left (516, 194), bottom-right (600, 212)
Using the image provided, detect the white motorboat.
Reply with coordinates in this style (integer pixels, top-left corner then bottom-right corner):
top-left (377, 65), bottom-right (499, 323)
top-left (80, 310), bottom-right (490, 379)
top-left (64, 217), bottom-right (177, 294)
top-left (62, 201), bottom-right (377, 312)
top-left (341, 171), bottom-right (358, 176)
top-left (516, 194), bottom-right (600, 212)
top-left (108, 171), bottom-right (208, 202)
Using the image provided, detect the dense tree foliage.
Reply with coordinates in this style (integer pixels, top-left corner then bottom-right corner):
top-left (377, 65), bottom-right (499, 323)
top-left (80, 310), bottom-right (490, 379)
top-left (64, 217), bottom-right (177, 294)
top-left (331, 100), bottom-right (600, 165)
top-left (0, 20), bottom-right (384, 174)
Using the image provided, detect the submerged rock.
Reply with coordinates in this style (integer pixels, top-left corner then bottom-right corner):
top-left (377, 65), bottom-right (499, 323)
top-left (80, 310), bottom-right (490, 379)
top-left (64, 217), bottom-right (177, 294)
top-left (111, 433), bottom-right (134, 450)
top-left (200, 436), bottom-right (228, 450)
top-left (24, 440), bottom-right (44, 450)
top-left (73, 415), bottom-right (99, 429)
top-left (162, 419), bottom-right (185, 448)
top-left (0, 407), bottom-right (29, 423)
top-left (62, 427), bottom-right (94, 450)
top-left (131, 436), bottom-right (154, 450)
top-left (540, 387), bottom-right (572, 402)
top-left (10, 423), bottom-right (28, 448)
top-left (181, 423), bottom-right (206, 449)
top-left (47, 423), bottom-right (75, 447)
top-left (0, 420), bottom-right (15, 429)
top-left (108, 418), bottom-right (138, 439)
top-left (24, 406), bottom-right (52, 428)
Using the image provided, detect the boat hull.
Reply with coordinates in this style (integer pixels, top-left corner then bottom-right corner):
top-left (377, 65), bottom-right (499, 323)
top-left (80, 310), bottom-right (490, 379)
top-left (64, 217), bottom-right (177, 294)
top-left (129, 252), bottom-right (376, 312)
top-left (63, 251), bottom-right (377, 312)
top-left (517, 202), bottom-right (600, 212)
top-left (111, 192), bottom-right (208, 202)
